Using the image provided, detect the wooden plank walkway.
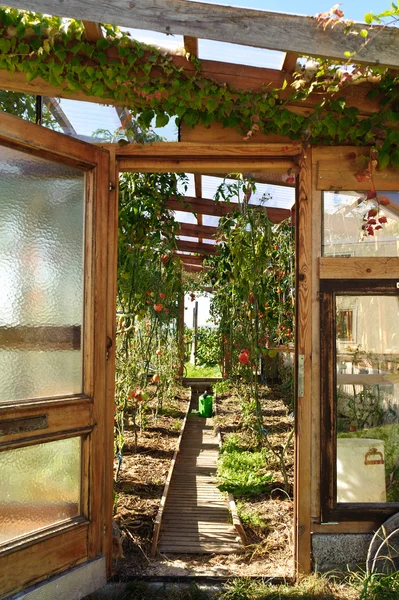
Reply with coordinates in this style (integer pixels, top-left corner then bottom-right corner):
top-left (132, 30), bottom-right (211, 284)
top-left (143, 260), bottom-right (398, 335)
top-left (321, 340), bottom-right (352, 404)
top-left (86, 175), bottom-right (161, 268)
top-left (158, 411), bottom-right (242, 555)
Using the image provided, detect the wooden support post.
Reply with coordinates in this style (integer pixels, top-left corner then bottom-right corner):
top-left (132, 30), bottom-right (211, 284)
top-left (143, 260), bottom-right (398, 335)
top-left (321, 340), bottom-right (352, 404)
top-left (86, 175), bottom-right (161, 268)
top-left (295, 151), bottom-right (313, 575)
top-left (102, 147), bottom-right (119, 575)
top-left (178, 287), bottom-right (185, 378)
top-left (193, 300), bottom-right (198, 367)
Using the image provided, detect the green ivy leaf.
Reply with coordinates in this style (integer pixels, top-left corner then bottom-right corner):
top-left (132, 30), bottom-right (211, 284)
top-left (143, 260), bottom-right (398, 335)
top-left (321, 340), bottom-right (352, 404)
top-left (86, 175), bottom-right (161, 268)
top-left (155, 112), bottom-right (169, 128)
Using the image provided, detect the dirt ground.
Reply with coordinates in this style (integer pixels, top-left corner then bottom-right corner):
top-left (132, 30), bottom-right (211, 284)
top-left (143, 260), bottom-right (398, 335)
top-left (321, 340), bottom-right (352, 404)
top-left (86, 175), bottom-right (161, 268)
top-left (113, 383), bottom-right (294, 579)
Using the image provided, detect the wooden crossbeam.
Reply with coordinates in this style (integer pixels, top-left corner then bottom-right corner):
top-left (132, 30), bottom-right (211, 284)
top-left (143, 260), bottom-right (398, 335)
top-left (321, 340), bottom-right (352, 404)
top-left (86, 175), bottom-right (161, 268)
top-left (82, 21), bottom-right (132, 131)
top-left (168, 196), bottom-right (291, 223)
top-left (174, 253), bottom-right (206, 266)
top-left (82, 20), bottom-right (102, 42)
top-left (42, 96), bottom-right (76, 135)
top-left (0, 40), bottom-right (380, 116)
top-left (5, 0), bottom-right (398, 67)
top-left (282, 52), bottom-right (299, 73)
top-left (184, 36), bottom-right (198, 57)
top-left (183, 264), bottom-right (207, 273)
top-left (178, 222), bottom-right (217, 240)
top-left (177, 240), bottom-right (217, 255)
top-left (0, 325), bottom-right (81, 350)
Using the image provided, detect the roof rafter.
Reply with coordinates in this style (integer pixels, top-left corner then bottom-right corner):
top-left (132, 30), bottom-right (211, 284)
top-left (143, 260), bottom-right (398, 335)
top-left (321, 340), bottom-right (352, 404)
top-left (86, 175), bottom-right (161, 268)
top-left (4, 0), bottom-right (399, 67)
top-left (168, 196), bottom-right (291, 223)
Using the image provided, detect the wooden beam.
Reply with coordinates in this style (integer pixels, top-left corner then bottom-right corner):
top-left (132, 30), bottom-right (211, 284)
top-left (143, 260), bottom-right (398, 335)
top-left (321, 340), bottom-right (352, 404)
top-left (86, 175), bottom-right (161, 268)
top-left (0, 325), bottom-right (81, 350)
top-left (194, 173), bottom-right (203, 243)
top-left (168, 196), bottom-right (291, 223)
top-left (110, 141), bottom-right (300, 158)
top-left (183, 264), bottom-right (207, 273)
top-left (5, 1), bottom-right (399, 67)
top-left (315, 147), bottom-right (399, 191)
top-left (319, 257), bottom-right (399, 280)
top-left (201, 170), bottom-right (296, 188)
top-left (177, 240), bottom-right (217, 255)
top-left (282, 52), bottom-right (299, 73)
top-left (184, 36), bottom-right (198, 56)
top-left (42, 96), bottom-right (76, 135)
top-left (0, 57), bottom-right (380, 117)
top-left (178, 222), bottom-right (218, 239)
top-left (82, 20), bottom-right (103, 42)
top-left (174, 253), bottom-right (205, 266)
top-left (295, 151), bottom-right (313, 575)
top-left (118, 157), bottom-right (295, 174)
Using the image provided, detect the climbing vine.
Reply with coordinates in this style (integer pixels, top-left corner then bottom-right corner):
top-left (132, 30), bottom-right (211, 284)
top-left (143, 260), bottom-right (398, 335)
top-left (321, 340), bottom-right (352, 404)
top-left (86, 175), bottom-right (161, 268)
top-left (0, 7), bottom-right (398, 168)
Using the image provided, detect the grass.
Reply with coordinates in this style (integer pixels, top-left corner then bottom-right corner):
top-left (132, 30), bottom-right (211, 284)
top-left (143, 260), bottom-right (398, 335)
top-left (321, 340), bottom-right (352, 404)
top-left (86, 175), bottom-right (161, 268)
top-left (184, 362), bottom-right (222, 378)
top-left (237, 501), bottom-right (269, 531)
top-left (217, 576), bottom-right (356, 600)
top-left (85, 572), bottom-right (399, 600)
top-left (217, 434), bottom-right (273, 497)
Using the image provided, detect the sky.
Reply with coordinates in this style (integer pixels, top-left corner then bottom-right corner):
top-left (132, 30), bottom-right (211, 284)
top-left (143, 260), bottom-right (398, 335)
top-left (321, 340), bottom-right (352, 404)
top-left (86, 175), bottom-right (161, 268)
top-left (194, 0), bottom-right (372, 20)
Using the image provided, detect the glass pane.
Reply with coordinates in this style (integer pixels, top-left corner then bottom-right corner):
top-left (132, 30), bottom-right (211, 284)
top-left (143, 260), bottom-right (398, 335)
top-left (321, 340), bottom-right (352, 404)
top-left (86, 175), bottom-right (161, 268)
top-left (0, 145), bottom-right (84, 402)
top-left (336, 295), bottom-right (399, 503)
top-left (323, 191), bottom-right (399, 257)
top-left (0, 437), bottom-right (81, 544)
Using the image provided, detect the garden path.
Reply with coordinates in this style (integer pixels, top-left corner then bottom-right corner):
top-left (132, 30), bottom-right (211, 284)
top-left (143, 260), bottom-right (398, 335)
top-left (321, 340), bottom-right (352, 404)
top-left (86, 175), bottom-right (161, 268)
top-left (158, 407), bottom-right (242, 555)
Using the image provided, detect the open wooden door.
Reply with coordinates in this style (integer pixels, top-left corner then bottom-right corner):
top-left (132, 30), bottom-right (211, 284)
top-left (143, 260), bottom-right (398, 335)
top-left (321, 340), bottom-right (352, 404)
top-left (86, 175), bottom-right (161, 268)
top-left (0, 112), bottom-right (115, 599)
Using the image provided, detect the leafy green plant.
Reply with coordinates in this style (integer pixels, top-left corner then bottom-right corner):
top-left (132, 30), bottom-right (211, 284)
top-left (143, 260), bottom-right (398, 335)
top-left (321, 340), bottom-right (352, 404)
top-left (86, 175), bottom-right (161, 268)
top-left (218, 434), bottom-right (273, 497)
top-left (195, 326), bottom-right (221, 368)
top-left (218, 575), bottom-right (349, 600)
top-left (237, 502), bottom-right (269, 532)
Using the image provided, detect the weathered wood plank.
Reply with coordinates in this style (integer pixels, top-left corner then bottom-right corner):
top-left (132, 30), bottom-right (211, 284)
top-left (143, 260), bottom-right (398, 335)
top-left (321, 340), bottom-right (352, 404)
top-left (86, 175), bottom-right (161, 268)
top-left (0, 325), bottom-right (81, 350)
top-left (158, 411), bottom-right (242, 555)
top-left (319, 257), bottom-right (399, 280)
top-left (151, 397), bottom-right (191, 556)
top-left (118, 157), bottom-right (294, 174)
top-left (315, 146), bottom-right (399, 191)
top-left (177, 240), bottom-right (217, 255)
top-left (178, 222), bottom-right (218, 239)
top-left (295, 151), bottom-right (312, 574)
top-left (174, 253), bottom-right (206, 265)
top-left (110, 142), bottom-right (300, 158)
top-left (4, 0), bottom-right (399, 67)
top-left (168, 196), bottom-right (291, 223)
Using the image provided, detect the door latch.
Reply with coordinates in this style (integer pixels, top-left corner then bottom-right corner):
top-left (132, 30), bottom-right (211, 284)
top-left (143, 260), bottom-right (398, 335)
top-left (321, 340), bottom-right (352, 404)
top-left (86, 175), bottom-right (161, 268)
top-left (106, 336), bottom-right (113, 360)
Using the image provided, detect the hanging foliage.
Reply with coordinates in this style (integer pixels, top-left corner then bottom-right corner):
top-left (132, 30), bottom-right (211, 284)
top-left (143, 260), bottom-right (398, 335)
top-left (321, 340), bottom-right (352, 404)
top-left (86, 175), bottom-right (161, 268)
top-left (0, 7), bottom-right (398, 168)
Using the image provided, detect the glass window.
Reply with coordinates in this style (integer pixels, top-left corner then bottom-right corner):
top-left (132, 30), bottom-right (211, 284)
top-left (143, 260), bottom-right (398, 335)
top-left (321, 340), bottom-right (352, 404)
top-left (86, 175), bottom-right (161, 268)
top-left (336, 295), bottom-right (399, 503)
top-left (323, 191), bottom-right (399, 257)
top-left (0, 145), bottom-right (85, 402)
top-left (0, 437), bottom-right (81, 545)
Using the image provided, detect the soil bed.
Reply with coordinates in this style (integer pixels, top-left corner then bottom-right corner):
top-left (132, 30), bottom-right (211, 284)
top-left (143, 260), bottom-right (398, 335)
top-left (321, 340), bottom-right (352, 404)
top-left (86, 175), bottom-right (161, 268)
top-left (114, 382), bottom-right (294, 579)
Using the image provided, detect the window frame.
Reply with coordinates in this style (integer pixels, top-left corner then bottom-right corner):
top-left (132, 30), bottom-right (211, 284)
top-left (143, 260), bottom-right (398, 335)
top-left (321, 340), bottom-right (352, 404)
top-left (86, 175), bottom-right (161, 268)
top-left (320, 278), bottom-right (399, 522)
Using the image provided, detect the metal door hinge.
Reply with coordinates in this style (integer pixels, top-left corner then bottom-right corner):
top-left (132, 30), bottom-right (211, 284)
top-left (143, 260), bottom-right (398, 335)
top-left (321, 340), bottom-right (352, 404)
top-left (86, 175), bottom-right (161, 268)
top-left (109, 182), bottom-right (115, 191)
top-left (298, 354), bottom-right (305, 398)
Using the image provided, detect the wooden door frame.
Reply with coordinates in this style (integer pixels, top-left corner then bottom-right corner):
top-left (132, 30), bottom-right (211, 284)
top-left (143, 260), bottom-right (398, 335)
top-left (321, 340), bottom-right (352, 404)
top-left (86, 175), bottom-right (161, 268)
top-left (109, 141), bottom-right (313, 575)
top-left (0, 112), bottom-right (116, 597)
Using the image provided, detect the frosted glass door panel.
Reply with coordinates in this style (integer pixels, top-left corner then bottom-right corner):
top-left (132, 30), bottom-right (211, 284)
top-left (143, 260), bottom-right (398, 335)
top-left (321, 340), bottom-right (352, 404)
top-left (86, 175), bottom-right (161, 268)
top-left (0, 146), bottom-right (84, 402)
top-left (0, 437), bottom-right (81, 544)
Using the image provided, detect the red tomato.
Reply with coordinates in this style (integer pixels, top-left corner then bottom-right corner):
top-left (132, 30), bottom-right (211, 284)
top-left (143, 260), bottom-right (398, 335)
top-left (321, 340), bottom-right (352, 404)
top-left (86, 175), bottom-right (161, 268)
top-left (154, 303), bottom-right (163, 312)
top-left (238, 350), bottom-right (250, 365)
